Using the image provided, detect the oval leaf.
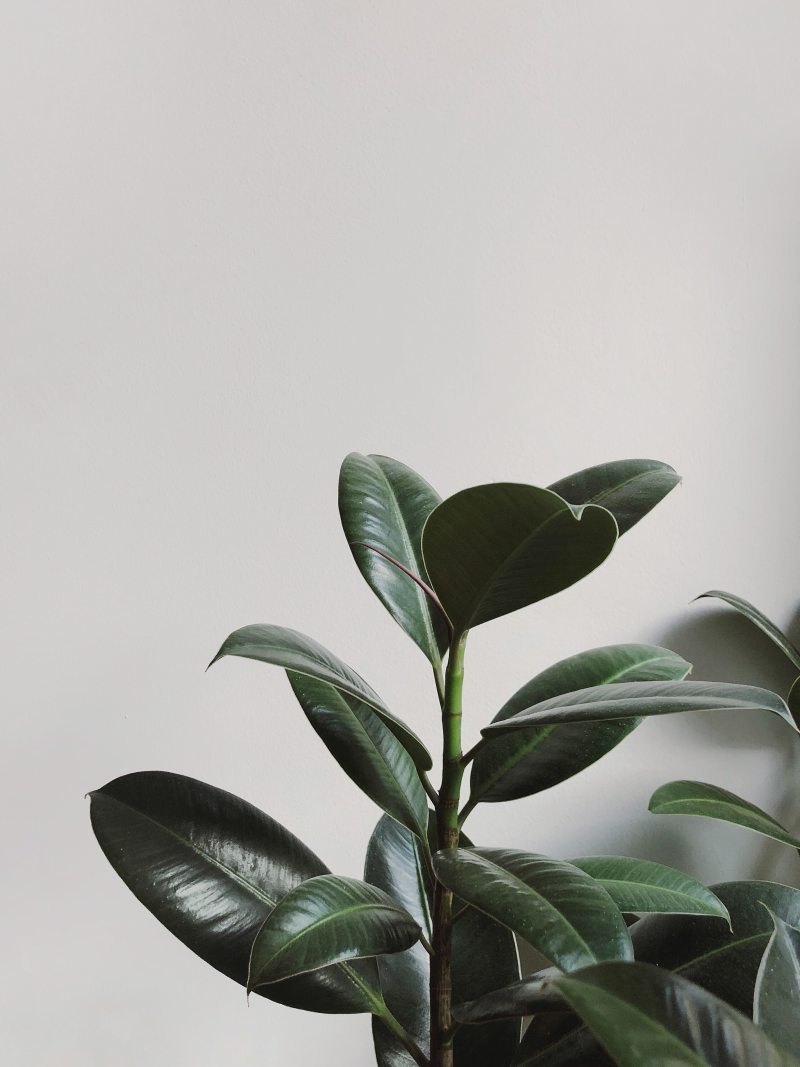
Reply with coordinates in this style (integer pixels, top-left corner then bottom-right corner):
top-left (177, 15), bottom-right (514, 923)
top-left (649, 780), bottom-right (800, 849)
top-left (210, 623), bottom-right (432, 771)
top-left (248, 875), bottom-right (420, 989)
top-left (365, 814), bottom-right (520, 1067)
top-left (754, 910), bottom-right (800, 1054)
top-left (570, 856), bottom-right (730, 920)
top-left (696, 590), bottom-right (800, 673)
top-left (89, 771), bottom-right (382, 1014)
top-left (549, 458), bottom-right (680, 536)
top-left (339, 453), bottom-right (450, 666)
top-left (546, 961), bottom-right (800, 1067)
top-left (287, 672), bottom-right (428, 841)
top-left (433, 848), bottom-right (632, 972)
top-left (482, 680), bottom-right (795, 733)
top-left (468, 645), bottom-right (690, 809)
top-left (422, 483), bottom-right (618, 634)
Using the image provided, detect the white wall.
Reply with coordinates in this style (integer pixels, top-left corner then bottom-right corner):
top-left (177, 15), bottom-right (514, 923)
top-left (4, 3), bottom-right (800, 1063)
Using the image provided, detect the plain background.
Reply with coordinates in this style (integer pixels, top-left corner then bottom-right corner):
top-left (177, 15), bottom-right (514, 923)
top-left (4, 2), bottom-right (800, 1063)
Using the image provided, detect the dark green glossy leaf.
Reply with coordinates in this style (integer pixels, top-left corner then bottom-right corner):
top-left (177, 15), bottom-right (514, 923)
top-left (483, 681), bottom-right (794, 733)
top-left (546, 961), bottom-right (800, 1067)
top-left (365, 815), bottom-right (520, 1067)
top-left (287, 673), bottom-right (428, 840)
top-left (513, 1013), bottom-right (611, 1067)
top-left (339, 453), bottom-right (449, 666)
top-left (696, 590), bottom-right (800, 672)
top-left (422, 483), bottom-right (618, 634)
top-left (89, 771), bottom-right (382, 1014)
top-left (754, 910), bottom-right (800, 1054)
top-left (649, 780), bottom-right (800, 849)
top-left (790, 678), bottom-right (800, 728)
top-left (468, 645), bottom-right (690, 809)
top-left (433, 848), bottom-right (632, 972)
top-left (570, 856), bottom-right (730, 920)
top-left (549, 459), bottom-right (680, 536)
top-left (210, 623), bottom-right (432, 771)
top-left (248, 874), bottom-right (420, 989)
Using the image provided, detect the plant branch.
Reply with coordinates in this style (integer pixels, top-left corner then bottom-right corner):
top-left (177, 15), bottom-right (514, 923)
top-left (422, 772), bottom-right (439, 806)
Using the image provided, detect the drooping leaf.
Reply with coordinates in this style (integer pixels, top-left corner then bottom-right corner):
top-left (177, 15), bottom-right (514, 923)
top-left (649, 780), bottom-right (800, 849)
top-left (421, 483), bottom-right (618, 634)
top-left (544, 962), bottom-right (800, 1067)
top-left (248, 874), bottom-right (420, 989)
top-left (364, 815), bottom-right (520, 1067)
top-left (570, 856), bottom-right (730, 920)
top-left (432, 848), bottom-right (632, 972)
top-left (287, 672), bottom-right (428, 841)
top-left (210, 623), bottom-right (432, 771)
top-left (696, 590), bottom-right (800, 672)
top-left (482, 680), bottom-right (794, 733)
top-left (754, 910), bottom-right (800, 1054)
top-left (89, 771), bottom-right (382, 1014)
top-left (468, 645), bottom-right (690, 809)
top-left (549, 459), bottom-right (680, 536)
top-left (339, 453), bottom-right (450, 666)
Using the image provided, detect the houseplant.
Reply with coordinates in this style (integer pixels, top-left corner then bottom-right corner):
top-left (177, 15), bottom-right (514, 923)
top-left (89, 454), bottom-right (800, 1066)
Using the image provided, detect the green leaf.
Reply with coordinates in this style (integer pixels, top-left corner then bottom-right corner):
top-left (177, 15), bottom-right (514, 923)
top-left (696, 590), bottom-right (800, 672)
top-left (287, 673), bottom-right (428, 841)
top-left (89, 771), bottom-right (382, 1014)
top-left (248, 874), bottom-right (420, 989)
top-left (754, 910), bottom-right (800, 1054)
top-left (789, 677), bottom-right (800, 728)
top-left (483, 680), bottom-right (795, 733)
top-left (210, 623), bottom-right (432, 771)
top-left (339, 453), bottom-right (450, 667)
top-left (570, 856), bottom-right (729, 920)
top-left (546, 961), bottom-right (800, 1067)
top-left (365, 814), bottom-right (520, 1067)
top-left (468, 645), bottom-right (690, 809)
top-left (421, 483), bottom-right (618, 634)
top-left (649, 780), bottom-right (800, 849)
top-left (432, 848), bottom-right (633, 972)
top-left (549, 458), bottom-right (680, 536)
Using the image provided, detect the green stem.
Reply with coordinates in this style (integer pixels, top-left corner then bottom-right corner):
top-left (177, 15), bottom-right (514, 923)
top-left (430, 631), bottom-right (468, 1067)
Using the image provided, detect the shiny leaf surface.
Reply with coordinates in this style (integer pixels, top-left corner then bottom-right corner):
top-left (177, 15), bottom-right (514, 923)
top-left (433, 848), bottom-right (632, 972)
top-left (696, 590), bottom-right (800, 672)
top-left (339, 452), bottom-right (449, 666)
top-left (365, 815), bottom-right (520, 1067)
top-left (422, 483), bottom-right (618, 634)
top-left (549, 458), bottom-right (680, 536)
top-left (468, 645), bottom-right (690, 808)
top-left (570, 856), bottom-right (730, 919)
top-left (287, 672), bottom-right (428, 840)
top-left (483, 680), bottom-right (794, 733)
top-left (210, 623), bottom-right (431, 771)
top-left (790, 678), bottom-right (800, 728)
top-left (649, 780), bottom-right (800, 849)
top-left (89, 771), bottom-right (382, 1013)
top-left (754, 910), bottom-right (800, 1053)
top-left (248, 875), bottom-right (420, 988)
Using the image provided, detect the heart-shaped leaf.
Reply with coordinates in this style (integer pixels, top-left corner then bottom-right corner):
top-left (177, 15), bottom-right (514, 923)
top-left (696, 590), bottom-right (800, 672)
top-left (433, 848), bottom-right (632, 972)
top-left (365, 814), bottom-right (520, 1067)
top-left (287, 672), bottom-right (428, 841)
top-left (210, 624), bottom-right (432, 771)
top-left (570, 856), bottom-right (730, 920)
top-left (649, 780), bottom-right (800, 849)
top-left (422, 484), bottom-right (618, 634)
top-left (89, 771), bottom-right (382, 1014)
top-left (339, 453), bottom-right (450, 667)
top-left (467, 645), bottom-right (690, 810)
top-left (482, 681), bottom-right (794, 733)
top-left (248, 875), bottom-right (420, 989)
top-left (543, 962), bottom-right (799, 1067)
top-left (754, 910), bottom-right (800, 1054)
top-left (549, 459), bottom-right (680, 536)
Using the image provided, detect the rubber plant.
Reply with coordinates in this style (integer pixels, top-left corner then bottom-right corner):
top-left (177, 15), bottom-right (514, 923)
top-left (89, 454), bottom-right (800, 1067)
